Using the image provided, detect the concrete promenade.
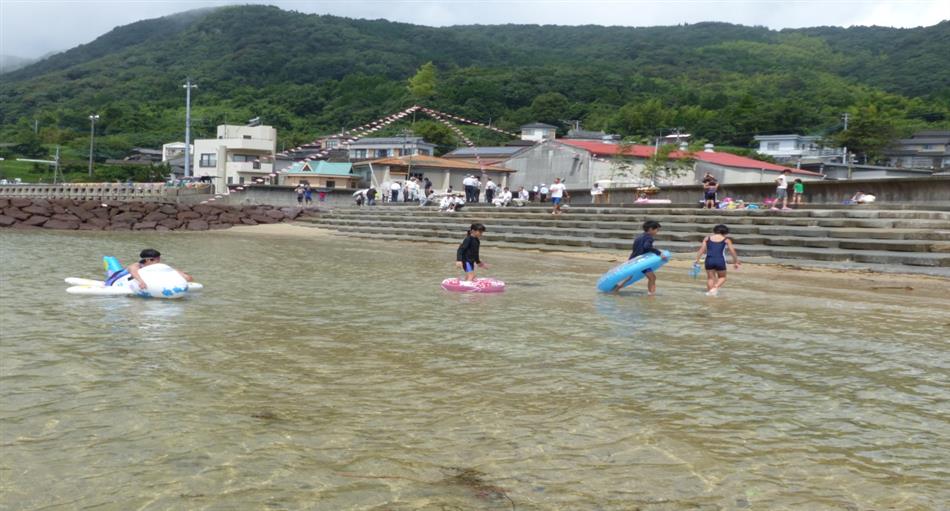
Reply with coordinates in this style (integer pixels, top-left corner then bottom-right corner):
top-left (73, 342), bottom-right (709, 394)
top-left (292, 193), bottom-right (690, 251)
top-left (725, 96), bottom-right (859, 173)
top-left (299, 204), bottom-right (950, 277)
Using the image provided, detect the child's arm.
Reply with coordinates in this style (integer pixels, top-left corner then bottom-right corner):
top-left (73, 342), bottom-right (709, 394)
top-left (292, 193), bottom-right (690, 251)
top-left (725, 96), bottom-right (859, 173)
top-left (177, 270), bottom-right (194, 282)
top-left (726, 239), bottom-right (741, 269)
top-left (127, 262), bottom-right (147, 288)
top-left (695, 237), bottom-right (707, 263)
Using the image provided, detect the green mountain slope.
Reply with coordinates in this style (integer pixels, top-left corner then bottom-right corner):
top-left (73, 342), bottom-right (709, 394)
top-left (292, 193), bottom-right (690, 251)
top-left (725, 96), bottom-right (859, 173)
top-left (1, 5), bottom-right (947, 158)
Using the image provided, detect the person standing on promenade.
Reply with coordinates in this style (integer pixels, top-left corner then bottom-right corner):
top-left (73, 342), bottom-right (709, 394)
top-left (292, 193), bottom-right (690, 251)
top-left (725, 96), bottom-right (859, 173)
top-left (304, 184), bottom-right (313, 206)
top-left (703, 179), bottom-right (718, 209)
top-left (591, 182), bottom-right (604, 204)
top-left (390, 181), bottom-right (401, 202)
top-left (530, 185), bottom-right (538, 202)
top-left (792, 179), bottom-right (804, 206)
top-left (771, 170), bottom-right (791, 211)
top-left (550, 178), bottom-right (568, 215)
top-left (485, 178), bottom-right (497, 204)
top-left (295, 184), bottom-right (305, 206)
top-left (366, 187), bottom-right (377, 206)
top-left (539, 183), bottom-right (549, 203)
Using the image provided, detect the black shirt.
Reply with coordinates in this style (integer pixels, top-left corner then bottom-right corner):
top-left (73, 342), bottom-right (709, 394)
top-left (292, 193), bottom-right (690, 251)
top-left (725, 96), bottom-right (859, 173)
top-left (456, 235), bottom-right (481, 263)
top-left (630, 233), bottom-right (660, 259)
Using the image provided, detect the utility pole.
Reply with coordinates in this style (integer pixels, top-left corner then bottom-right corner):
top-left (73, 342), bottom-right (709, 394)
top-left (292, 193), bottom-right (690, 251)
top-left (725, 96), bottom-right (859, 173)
top-left (183, 78), bottom-right (197, 177)
top-left (842, 112), bottom-right (851, 179)
top-left (87, 114), bottom-right (99, 177)
top-left (33, 119), bottom-right (38, 134)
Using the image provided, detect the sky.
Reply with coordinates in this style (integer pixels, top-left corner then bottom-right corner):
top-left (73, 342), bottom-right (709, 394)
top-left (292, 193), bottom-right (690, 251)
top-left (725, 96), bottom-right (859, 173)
top-left (1, 0), bottom-right (948, 58)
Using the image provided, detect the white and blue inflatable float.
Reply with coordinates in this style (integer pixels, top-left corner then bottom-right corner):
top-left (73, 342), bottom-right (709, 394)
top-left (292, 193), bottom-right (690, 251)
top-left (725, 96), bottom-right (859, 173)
top-left (65, 256), bottom-right (203, 299)
top-left (596, 250), bottom-right (671, 292)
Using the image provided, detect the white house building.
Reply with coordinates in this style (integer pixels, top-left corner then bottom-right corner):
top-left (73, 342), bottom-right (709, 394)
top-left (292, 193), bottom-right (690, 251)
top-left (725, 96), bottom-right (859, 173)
top-left (520, 123), bottom-right (557, 142)
top-left (342, 137), bottom-right (436, 161)
top-left (192, 124), bottom-right (277, 190)
top-left (753, 134), bottom-right (842, 163)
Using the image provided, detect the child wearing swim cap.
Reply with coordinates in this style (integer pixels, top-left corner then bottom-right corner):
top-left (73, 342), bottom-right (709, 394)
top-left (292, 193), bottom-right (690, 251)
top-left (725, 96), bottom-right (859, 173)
top-left (694, 224), bottom-right (740, 297)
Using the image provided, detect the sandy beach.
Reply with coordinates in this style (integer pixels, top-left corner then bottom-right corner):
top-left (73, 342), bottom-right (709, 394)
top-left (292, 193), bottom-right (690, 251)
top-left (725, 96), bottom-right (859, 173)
top-left (220, 222), bottom-right (950, 304)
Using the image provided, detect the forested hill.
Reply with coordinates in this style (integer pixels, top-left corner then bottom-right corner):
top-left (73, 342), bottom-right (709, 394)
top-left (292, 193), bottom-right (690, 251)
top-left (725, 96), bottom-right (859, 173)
top-left (1, 5), bottom-right (948, 157)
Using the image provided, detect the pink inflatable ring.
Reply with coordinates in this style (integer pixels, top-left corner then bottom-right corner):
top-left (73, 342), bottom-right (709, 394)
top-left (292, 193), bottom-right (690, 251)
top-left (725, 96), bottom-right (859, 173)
top-left (441, 277), bottom-right (506, 293)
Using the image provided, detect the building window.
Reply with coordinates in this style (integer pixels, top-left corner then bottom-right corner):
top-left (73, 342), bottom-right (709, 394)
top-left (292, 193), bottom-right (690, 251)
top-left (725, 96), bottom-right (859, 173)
top-left (377, 149), bottom-right (389, 157)
top-left (239, 177), bottom-right (245, 184)
top-left (922, 144), bottom-right (932, 150)
top-left (353, 149), bottom-right (367, 159)
top-left (326, 180), bottom-right (336, 188)
top-left (199, 153), bottom-right (216, 167)
top-left (767, 142), bottom-right (780, 151)
top-left (243, 135), bottom-right (252, 139)
top-left (227, 177), bottom-right (233, 184)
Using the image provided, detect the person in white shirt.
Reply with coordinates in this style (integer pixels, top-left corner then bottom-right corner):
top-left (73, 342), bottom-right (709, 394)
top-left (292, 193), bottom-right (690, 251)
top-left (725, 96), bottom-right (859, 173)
top-left (771, 170), bottom-right (791, 211)
top-left (539, 184), bottom-right (549, 202)
top-left (590, 182), bottom-right (604, 204)
top-left (530, 185), bottom-right (539, 202)
top-left (462, 175), bottom-right (476, 203)
top-left (549, 177), bottom-right (569, 215)
top-left (484, 178), bottom-right (497, 204)
top-left (514, 186), bottom-right (530, 206)
top-left (493, 187), bottom-right (512, 207)
top-left (390, 181), bottom-right (401, 202)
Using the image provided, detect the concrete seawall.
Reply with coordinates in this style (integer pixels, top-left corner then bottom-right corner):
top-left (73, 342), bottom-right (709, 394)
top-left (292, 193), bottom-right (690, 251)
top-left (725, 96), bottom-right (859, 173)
top-left (568, 176), bottom-right (950, 205)
top-left (0, 198), bottom-right (312, 231)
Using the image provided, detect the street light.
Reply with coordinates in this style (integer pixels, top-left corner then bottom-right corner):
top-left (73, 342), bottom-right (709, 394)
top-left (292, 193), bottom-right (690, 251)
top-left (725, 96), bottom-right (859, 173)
top-left (88, 114), bottom-right (100, 177)
top-left (183, 78), bottom-right (198, 177)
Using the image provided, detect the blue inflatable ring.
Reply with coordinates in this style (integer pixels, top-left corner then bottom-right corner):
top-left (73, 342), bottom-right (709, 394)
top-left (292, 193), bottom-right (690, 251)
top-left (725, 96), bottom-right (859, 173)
top-left (596, 250), bottom-right (671, 292)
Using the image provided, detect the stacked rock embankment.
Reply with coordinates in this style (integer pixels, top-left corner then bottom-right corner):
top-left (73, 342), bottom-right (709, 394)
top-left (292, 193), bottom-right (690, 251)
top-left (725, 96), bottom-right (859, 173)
top-left (0, 198), bottom-right (314, 231)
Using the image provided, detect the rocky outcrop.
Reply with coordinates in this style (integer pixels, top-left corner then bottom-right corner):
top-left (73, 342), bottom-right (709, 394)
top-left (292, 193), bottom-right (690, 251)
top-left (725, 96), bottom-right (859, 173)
top-left (0, 198), bottom-right (317, 231)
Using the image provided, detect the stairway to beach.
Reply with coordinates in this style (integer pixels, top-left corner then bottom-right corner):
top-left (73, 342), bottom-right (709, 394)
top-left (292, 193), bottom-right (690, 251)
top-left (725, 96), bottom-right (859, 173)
top-left (298, 204), bottom-right (950, 276)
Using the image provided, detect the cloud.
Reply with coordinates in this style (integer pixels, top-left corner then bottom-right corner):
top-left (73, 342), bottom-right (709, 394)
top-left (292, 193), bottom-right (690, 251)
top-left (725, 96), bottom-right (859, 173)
top-left (1, 0), bottom-right (947, 58)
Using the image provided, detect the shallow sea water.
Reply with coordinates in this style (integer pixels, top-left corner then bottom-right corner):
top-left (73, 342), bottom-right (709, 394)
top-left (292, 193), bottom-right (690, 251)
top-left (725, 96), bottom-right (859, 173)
top-left (1, 229), bottom-right (948, 510)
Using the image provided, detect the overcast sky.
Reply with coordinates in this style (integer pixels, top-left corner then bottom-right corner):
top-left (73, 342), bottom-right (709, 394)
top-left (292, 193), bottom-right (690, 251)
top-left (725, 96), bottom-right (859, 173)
top-left (2, 0), bottom-right (948, 58)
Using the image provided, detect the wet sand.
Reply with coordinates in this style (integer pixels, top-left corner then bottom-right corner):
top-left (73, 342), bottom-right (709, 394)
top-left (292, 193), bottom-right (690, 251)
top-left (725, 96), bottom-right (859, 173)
top-left (225, 222), bottom-right (950, 304)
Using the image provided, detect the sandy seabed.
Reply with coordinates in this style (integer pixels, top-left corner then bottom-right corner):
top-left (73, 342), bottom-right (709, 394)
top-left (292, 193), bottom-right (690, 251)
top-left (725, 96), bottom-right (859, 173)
top-left (220, 222), bottom-right (950, 305)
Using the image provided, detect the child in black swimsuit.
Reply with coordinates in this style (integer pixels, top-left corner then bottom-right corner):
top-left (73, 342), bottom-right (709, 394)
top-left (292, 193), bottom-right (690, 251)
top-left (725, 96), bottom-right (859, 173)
top-left (694, 224), bottom-right (740, 296)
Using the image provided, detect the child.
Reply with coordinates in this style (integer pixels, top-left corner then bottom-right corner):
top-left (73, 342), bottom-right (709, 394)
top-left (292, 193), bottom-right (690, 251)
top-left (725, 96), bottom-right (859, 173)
top-left (694, 224), bottom-right (740, 297)
top-left (106, 249), bottom-right (193, 289)
top-left (703, 179), bottom-right (718, 209)
top-left (771, 170), bottom-right (791, 211)
top-left (792, 179), bottom-right (804, 206)
top-left (613, 220), bottom-right (668, 295)
top-left (455, 223), bottom-right (488, 281)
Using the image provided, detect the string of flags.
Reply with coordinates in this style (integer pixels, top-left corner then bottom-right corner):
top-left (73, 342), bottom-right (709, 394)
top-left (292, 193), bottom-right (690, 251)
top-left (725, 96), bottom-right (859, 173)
top-left (275, 104), bottom-right (514, 172)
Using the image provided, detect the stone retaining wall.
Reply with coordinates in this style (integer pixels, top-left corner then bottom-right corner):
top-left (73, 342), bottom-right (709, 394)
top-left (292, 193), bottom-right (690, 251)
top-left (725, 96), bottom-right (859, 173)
top-left (0, 198), bottom-right (314, 231)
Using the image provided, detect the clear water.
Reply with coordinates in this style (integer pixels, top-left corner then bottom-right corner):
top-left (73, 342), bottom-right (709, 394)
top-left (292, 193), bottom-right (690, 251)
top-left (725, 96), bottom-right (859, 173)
top-left (1, 229), bottom-right (948, 510)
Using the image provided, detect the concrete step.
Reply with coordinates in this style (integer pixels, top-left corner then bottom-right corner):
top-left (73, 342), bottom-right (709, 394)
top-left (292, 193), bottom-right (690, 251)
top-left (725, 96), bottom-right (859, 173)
top-left (311, 227), bottom-right (950, 268)
top-left (336, 204), bottom-right (950, 221)
top-left (305, 217), bottom-right (950, 246)
top-left (308, 222), bottom-right (950, 267)
top-left (325, 209), bottom-right (950, 229)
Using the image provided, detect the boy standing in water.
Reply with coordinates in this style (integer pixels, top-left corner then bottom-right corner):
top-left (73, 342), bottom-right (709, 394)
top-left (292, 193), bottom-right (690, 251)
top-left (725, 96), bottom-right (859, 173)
top-left (455, 223), bottom-right (488, 282)
top-left (613, 220), bottom-right (667, 295)
top-left (694, 224), bottom-right (740, 296)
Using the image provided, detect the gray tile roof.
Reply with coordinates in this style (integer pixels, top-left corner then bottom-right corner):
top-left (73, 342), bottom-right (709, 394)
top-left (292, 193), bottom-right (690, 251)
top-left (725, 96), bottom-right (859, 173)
top-left (443, 146), bottom-right (525, 157)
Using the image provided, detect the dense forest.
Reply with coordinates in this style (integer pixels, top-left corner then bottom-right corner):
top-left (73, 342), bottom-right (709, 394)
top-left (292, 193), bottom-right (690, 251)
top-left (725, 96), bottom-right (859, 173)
top-left (1, 5), bottom-right (948, 168)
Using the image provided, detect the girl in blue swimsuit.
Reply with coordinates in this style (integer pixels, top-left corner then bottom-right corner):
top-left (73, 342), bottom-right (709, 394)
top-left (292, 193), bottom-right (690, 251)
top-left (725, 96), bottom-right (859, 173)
top-left (694, 224), bottom-right (740, 296)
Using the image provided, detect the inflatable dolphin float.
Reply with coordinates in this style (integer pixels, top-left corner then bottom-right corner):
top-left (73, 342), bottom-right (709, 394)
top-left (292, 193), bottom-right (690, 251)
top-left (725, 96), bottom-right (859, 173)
top-left (65, 256), bottom-right (203, 299)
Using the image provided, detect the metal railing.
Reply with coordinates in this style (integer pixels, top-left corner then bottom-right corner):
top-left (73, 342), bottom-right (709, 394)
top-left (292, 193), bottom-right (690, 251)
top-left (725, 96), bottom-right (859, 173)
top-left (0, 182), bottom-right (213, 202)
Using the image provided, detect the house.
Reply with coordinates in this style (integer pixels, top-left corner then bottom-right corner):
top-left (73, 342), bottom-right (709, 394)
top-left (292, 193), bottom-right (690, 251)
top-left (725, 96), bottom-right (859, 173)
top-left (352, 154), bottom-right (515, 192)
top-left (106, 147), bottom-right (164, 166)
top-left (441, 146), bottom-right (532, 166)
top-left (280, 161), bottom-right (358, 188)
top-left (520, 123), bottom-right (558, 142)
top-left (502, 139), bottom-right (822, 190)
top-left (885, 131), bottom-right (950, 170)
top-left (161, 142), bottom-right (191, 162)
top-left (754, 134), bottom-right (842, 163)
top-left (192, 124), bottom-right (277, 190)
top-left (344, 137), bottom-right (436, 161)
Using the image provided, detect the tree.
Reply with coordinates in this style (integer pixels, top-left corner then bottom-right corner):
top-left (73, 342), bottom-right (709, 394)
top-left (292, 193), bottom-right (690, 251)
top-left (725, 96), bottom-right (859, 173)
top-left (411, 120), bottom-right (456, 155)
top-left (641, 143), bottom-right (695, 186)
top-left (830, 104), bottom-right (898, 164)
top-left (407, 62), bottom-right (437, 101)
top-left (529, 92), bottom-right (569, 128)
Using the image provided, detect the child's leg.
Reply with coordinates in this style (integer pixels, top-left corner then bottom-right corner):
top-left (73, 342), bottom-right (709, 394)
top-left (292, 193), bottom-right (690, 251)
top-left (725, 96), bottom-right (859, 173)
top-left (646, 271), bottom-right (657, 294)
top-left (706, 269), bottom-right (717, 291)
top-left (611, 276), bottom-right (632, 293)
top-left (463, 262), bottom-right (476, 281)
top-left (714, 270), bottom-right (727, 290)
